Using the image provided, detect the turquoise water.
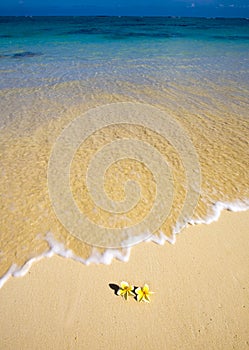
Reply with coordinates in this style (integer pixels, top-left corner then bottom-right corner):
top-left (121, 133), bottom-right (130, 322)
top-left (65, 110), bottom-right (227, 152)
top-left (0, 16), bottom-right (249, 90)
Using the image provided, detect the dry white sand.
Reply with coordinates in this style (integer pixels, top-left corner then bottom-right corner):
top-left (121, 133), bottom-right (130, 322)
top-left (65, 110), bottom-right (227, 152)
top-left (0, 210), bottom-right (249, 350)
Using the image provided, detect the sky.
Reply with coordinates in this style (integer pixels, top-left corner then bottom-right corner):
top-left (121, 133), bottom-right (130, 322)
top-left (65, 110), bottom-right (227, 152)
top-left (0, 0), bottom-right (249, 17)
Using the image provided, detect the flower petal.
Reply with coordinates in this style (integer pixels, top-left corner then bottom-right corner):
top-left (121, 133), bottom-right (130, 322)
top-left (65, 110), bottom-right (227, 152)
top-left (120, 281), bottom-right (129, 289)
top-left (144, 294), bottom-right (151, 302)
top-left (143, 284), bottom-right (150, 293)
top-left (137, 293), bottom-right (144, 302)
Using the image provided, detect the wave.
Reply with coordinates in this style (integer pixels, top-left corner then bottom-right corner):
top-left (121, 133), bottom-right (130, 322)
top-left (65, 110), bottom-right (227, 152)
top-left (1, 199), bottom-right (248, 289)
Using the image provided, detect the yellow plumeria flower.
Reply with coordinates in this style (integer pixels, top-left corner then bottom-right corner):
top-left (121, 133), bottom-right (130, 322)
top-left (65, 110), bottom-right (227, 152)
top-left (135, 284), bottom-right (154, 303)
top-left (117, 281), bottom-right (135, 300)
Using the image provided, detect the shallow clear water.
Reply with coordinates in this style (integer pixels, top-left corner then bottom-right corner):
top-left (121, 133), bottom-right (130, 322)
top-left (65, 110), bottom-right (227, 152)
top-left (0, 17), bottom-right (249, 286)
top-left (1, 17), bottom-right (249, 90)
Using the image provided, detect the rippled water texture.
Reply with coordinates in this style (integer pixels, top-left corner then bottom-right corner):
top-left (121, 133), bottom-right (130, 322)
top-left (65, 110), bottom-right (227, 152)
top-left (0, 17), bottom-right (249, 279)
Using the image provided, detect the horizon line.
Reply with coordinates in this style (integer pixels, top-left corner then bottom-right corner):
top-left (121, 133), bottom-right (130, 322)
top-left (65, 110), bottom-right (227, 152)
top-left (0, 14), bottom-right (248, 19)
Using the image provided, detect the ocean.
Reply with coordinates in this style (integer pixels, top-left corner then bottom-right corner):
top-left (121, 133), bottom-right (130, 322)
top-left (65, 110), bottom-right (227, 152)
top-left (0, 16), bottom-right (249, 287)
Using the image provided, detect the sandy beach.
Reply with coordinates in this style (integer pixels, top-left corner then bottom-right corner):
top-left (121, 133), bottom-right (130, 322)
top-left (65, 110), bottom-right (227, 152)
top-left (1, 16), bottom-right (249, 350)
top-left (0, 209), bottom-right (248, 350)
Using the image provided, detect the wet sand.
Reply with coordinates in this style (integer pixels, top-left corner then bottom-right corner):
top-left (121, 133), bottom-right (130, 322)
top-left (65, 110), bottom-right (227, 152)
top-left (0, 210), bottom-right (248, 350)
top-left (1, 82), bottom-right (249, 278)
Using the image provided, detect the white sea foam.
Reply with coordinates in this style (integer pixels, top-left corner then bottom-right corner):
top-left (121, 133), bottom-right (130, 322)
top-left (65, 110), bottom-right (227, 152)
top-left (0, 233), bottom-right (130, 289)
top-left (188, 200), bottom-right (249, 225)
top-left (0, 199), bottom-right (248, 289)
